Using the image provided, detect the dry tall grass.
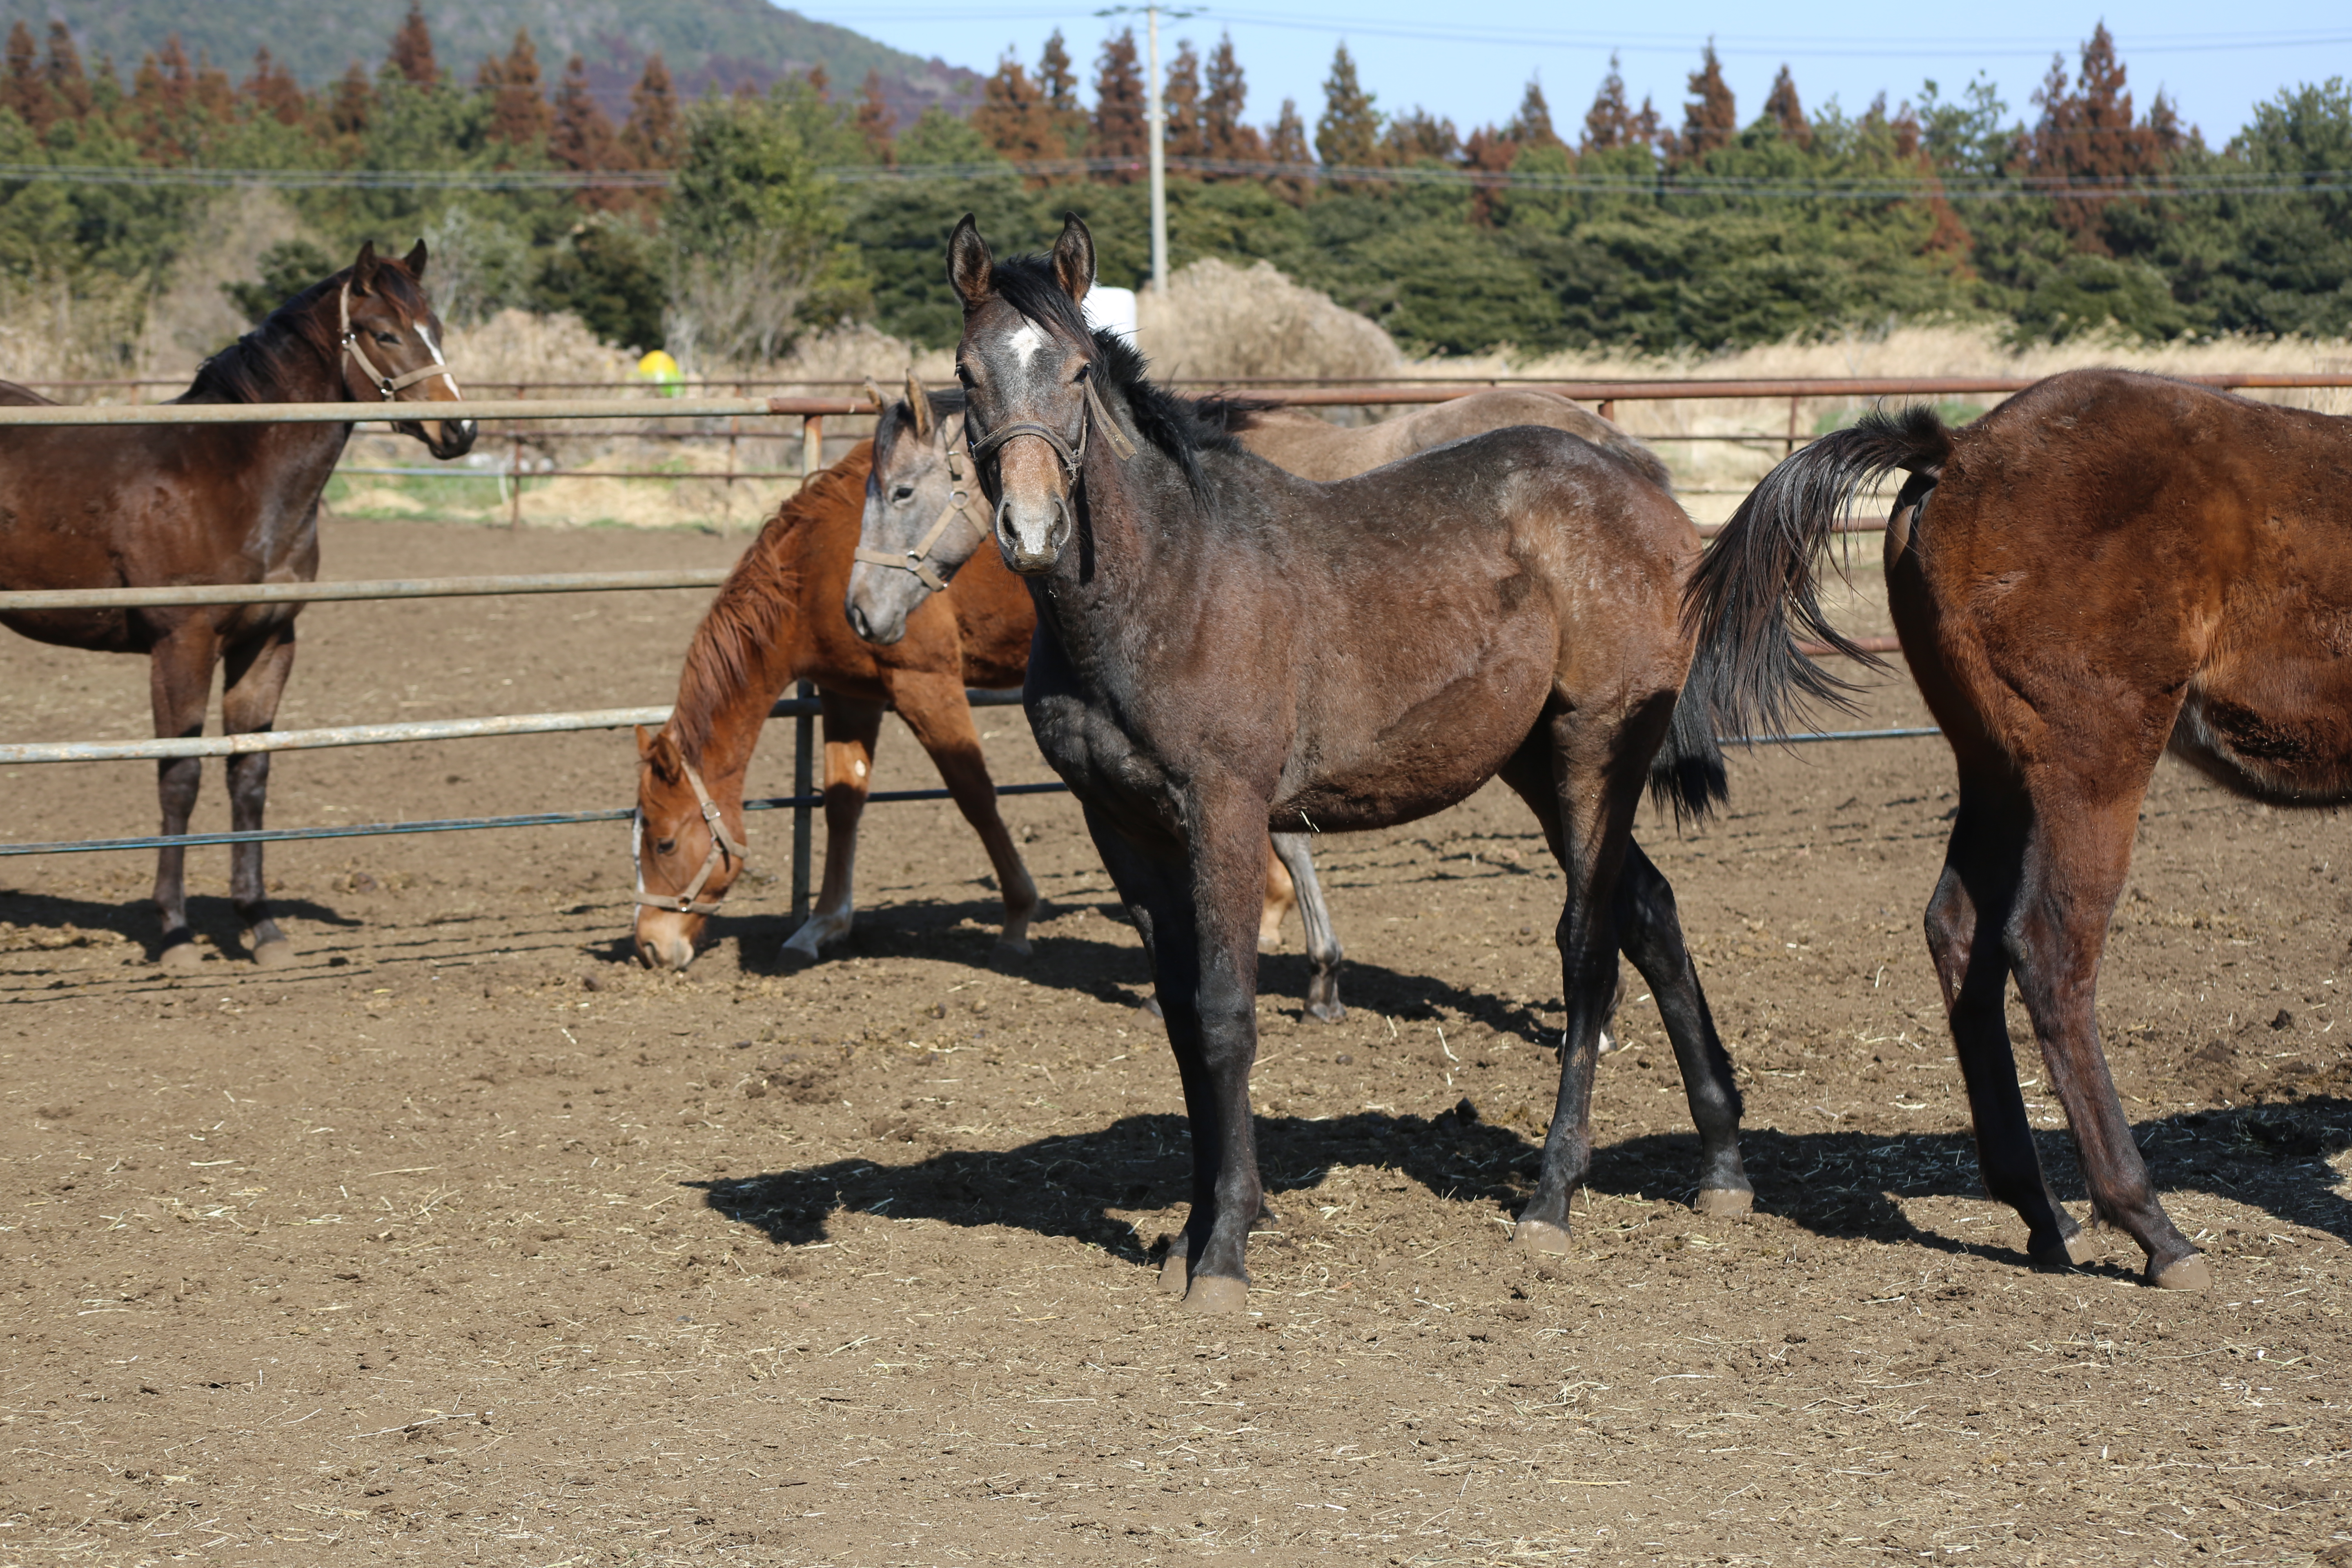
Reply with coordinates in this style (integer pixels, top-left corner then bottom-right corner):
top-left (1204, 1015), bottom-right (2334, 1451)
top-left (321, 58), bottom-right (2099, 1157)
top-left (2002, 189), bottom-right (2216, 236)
top-left (1138, 258), bottom-right (1401, 385)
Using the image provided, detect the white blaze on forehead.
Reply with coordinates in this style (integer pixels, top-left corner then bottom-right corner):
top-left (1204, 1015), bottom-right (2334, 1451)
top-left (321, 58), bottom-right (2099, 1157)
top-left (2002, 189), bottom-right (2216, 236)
top-left (419, 323), bottom-right (463, 398)
top-left (1007, 321), bottom-right (1045, 367)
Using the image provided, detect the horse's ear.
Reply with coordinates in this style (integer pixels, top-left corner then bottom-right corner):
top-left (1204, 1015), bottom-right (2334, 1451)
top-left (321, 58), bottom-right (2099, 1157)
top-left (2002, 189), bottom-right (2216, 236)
top-left (947, 214), bottom-right (992, 311)
top-left (1050, 214), bottom-right (1094, 309)
top-left (403, 238), bottom-right (428, 278)
top-left (350, 240), bottom-right (380, 296)
top-left (904, 368), bottom-right (932, 439)
top-left (639, 726), bottom-right (684, 784)
top-left (635, 724), bottom-right (655, 760)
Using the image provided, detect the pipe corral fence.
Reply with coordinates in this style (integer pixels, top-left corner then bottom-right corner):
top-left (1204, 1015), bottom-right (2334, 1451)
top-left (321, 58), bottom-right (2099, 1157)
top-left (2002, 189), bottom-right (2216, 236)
top-left (4, 370), bottom-right (2346, 922)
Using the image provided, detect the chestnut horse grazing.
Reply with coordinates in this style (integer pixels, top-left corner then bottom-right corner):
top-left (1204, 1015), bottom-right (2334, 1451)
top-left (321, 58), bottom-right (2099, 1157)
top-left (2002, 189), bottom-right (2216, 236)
top-left (631, 443), bottom-right (1043, 971)
top-left (948, 216), bottom-right (1747, 1311)
top-left (1682, 368), bottom-right (2352, 1291)
top-left (0, 241), bottom-right (472, 967)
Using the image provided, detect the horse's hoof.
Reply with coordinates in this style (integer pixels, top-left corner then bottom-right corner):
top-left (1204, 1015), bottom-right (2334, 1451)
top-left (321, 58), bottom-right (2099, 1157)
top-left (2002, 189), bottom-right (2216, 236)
top-left (1305, 993), bottom-right (1345, 1025)
top-left (2149, 1252), bottom-right (2212, 1291)
top-left (158, 941), bottom-right (203, 971)
top-left (2029, 1229), bottom-right (2096, 1269)
top-left (1181, 1274), bottom-right (1248, 1314)
top-left (777, 938), bottom-right (822, 966)
top-left (250, 939), bottom-right (296, 970)
top-left (1157, 1241), bottom-right (1189, 1294)
top-left (1596, 1027), bottom-right (1621, 1056)
top-left (1513, 1218), bottom-right (1572, 1254)
top-left (1692, 1185), bottom-right (1753, 1218)
top-left (1257, 930), bottom-right (1284, 954)
top-left (991, 935), bottom-right (1032, 963)
top-left (1138, 994), bottom-right (1164, 1021)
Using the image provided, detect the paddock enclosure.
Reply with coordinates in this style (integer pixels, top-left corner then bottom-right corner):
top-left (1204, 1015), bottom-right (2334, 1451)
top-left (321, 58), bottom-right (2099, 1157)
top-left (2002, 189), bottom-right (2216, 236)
top-left (5, 409), bottom-right (2352, 1564)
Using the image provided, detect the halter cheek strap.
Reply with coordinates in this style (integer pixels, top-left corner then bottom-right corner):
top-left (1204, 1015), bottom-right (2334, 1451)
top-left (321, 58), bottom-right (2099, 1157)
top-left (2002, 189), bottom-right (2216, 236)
top-left (853, 416), bottom-right (981, 594)
top-left (633, 759), bottom-right (749, 917)
top-left (967, 376), bottom-right (1137, 479)
top-left (339, 281), bottom-right (457, 402)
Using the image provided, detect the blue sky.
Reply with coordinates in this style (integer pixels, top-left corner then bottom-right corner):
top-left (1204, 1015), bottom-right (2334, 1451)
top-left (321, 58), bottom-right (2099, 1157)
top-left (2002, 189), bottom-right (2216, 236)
top-left (796, 2), bottom-right (2350, 147)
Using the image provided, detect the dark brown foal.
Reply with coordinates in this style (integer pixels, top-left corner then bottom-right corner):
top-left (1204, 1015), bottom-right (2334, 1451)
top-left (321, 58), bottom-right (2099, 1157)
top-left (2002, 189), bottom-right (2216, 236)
top-left (1684, 368), bottom-right (2352, 1291)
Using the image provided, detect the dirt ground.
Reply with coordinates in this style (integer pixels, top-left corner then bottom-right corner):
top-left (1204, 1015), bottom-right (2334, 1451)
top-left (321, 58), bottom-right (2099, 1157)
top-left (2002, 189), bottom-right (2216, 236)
top-left (2, 514), bottom-right (2348, 1567)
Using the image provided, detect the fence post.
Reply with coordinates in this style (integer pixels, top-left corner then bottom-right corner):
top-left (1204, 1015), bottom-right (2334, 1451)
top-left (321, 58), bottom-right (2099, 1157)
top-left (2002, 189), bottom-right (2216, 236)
top-left (509, 432), bottom-right (524, 528)
top-left (1597, 399), bottom-right (1616, 423)
top-left (791, 678), bottom-right (814, 924)
top-left (1786, 395), bottom-right (1800, 458)
top-left (801, 415), bottom-right (823, 489)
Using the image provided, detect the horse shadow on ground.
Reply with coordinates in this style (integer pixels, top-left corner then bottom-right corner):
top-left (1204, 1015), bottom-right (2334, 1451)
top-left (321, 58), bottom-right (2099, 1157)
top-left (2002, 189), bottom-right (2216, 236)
top-left (690, 890), bottom-right (1566, 1037)
top-left (695, 1095), bottom-right (2352, 1287)
top-left (0, 886), bottom-right (361, 964)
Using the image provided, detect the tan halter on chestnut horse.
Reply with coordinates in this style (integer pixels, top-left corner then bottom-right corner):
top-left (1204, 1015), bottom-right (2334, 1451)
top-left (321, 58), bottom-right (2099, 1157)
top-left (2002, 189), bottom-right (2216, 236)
top-left (0, 240), bottom-right (474, 968)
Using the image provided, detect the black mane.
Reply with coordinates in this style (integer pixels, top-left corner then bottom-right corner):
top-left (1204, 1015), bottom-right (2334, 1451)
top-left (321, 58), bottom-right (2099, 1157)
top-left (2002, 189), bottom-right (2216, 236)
top-left (180, 264), bottom-right (428, 405)
top-left (987, 253), bottom-right (1244, 489)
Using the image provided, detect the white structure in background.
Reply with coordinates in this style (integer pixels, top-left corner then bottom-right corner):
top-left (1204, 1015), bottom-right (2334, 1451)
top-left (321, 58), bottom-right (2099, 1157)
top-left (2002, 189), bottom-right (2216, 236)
top-left (1085, 285), bottom-right (1139, 346)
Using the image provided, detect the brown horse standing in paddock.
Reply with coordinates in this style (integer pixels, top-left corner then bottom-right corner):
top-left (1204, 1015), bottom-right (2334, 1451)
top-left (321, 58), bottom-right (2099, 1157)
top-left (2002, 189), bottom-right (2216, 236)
top-left (1683, 368), bottom-right (2352, 1291)
top-left (630, 442), bottom-right (1042, 971)
top-left (846, 379), bottom-right (1674, 1025)
top-left (0, 241), bottom-right (472, 967)
top-left (946, 216), bottom-right (1748, 1311)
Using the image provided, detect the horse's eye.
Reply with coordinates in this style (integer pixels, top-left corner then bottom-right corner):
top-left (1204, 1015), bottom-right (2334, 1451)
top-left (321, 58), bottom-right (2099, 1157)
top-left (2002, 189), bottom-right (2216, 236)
top-left (891, 485), bottom-right (915, 504)
top-left (655, 839), bottom-right (677, 856)
top-left (1074, 362), bottom-right (1090, 383)
top-left (374, 331), bottom-right (399, 345)
top-left (954, 362), bottom-right (974, 386)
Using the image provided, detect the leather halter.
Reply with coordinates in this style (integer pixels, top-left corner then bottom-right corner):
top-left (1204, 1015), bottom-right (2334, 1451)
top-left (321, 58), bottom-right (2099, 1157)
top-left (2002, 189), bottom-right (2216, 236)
top-left (633, 758), bottom-right (748, 917)
top-left (339, 281), bottom-right (456, 402)
top-left (853, 414), bottom-right (982, 594)
top-left (967, 374), bottom-right (1136, 479)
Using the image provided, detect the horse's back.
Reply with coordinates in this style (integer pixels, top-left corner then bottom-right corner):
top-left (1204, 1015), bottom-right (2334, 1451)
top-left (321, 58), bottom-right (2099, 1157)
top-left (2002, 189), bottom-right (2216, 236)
top-left (0, 380), bottom-right (57, 407)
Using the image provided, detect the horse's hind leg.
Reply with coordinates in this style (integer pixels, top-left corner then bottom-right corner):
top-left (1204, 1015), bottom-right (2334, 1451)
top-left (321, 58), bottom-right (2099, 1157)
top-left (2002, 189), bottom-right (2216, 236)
top-left (1925, 775), bottom-right (2083, 1267)
top-left (1268, 832), bottom-right (1344, 1022)
top-left (1613, 839), bottom-right (1750, 1214)
top-left (2003, 764), bottom-right (2207, 1289)
top-left (221, 626), bottom-right (298, 967)
top-left (148, 627), bottom-right (220, 968)
top-left (782, 692), bottom-right (882, 962)
top-left (1258, 846), bottom-right (1296, 951)
top-left (887, 673), bottom-right (1042, 958)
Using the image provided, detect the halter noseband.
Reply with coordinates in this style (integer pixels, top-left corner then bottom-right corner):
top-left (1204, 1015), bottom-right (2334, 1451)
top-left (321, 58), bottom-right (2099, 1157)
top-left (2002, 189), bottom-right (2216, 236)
top-left (853, 414), bottom-right (982, 594)
top-left (339, 281), bottom-right (457, 403)
top-left (633, 757), bottom-right (749, 918)
top-left (967, 373), bottom-right (1136, 480)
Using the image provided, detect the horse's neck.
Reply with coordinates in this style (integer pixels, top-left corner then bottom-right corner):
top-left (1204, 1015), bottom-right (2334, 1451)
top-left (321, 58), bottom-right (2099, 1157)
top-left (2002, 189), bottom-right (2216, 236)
top-left (1035, 447), bottom-right (1192, 679)
top-left (673, 531), bottom-right (814, 791)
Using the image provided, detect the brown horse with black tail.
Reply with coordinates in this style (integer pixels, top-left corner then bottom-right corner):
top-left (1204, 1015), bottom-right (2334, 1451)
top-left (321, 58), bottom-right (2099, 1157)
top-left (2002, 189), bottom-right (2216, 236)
top-left (947, 214), bottom-right (1748, 1311)
top-left (0, 241), bottom-right (472, 967)
top-left (1683, 368), bottom-right (2352, 1292)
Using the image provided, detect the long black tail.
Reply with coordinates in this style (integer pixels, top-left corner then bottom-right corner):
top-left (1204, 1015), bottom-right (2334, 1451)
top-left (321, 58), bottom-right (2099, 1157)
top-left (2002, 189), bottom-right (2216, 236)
top-left (1684, 405), bottom-right (1952, 743)
top-left (1649, 653), bottom-right (1729, 824)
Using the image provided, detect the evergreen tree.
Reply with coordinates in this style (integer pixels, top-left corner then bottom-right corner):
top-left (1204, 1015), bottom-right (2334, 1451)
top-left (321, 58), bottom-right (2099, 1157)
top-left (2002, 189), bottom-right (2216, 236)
top-left (482, 29), bottom-right (551, 150)
top-left (2, 22), bottom-right (47, 135)
top-left (1165, 40), bottom-right (1203, 161)
top-left (1674, 42), bottom-right (1736, 165)
top-left (2025, 24), bottom-right (2174, 252)
top-left (1201, 33), bottom-right (1263, 167)
top-left (1314, 43), bottom-right (1382, 170)
top-left (552, 54), bottom-right (626, 209)
top-left (1038, 30), bottom-right (1085, 154)
top-left (806, 65), bottom-right (830, 102)
top-left (1090, 29), bottom-right (1145, 178)
top-left (1762, 65), bottom-right (1810, 147)
top-left (45, 23), bottom-right (91, 121)
top-left (1382, 108), bottom-right (1458, 164)
top-left (193, 49), bottom-right (234, 122)
top-left (1267, 95), bottom-right (1312, 201)
top-left (331, 60), bottom-right (372, 136)
top-left (1583, 55), bottom-right (1633, 151)
top-left (623, 54), bottom-right (681, 170)
top-left (853, 69), bottom-right (895, 165)
top-left (388, 2), bottom-right (437, 89)
top-left (974, 53), bottom-right (1059, 170)
top-left (242, 47), bottom-right (306, 127)
top-left (1508, 78), bottom-right (1560, 149)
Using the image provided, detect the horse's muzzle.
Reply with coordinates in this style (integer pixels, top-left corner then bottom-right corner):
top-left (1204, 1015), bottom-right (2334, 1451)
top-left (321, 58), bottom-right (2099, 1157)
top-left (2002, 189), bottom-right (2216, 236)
top-left (996, 494), bottom-right (1069, 575)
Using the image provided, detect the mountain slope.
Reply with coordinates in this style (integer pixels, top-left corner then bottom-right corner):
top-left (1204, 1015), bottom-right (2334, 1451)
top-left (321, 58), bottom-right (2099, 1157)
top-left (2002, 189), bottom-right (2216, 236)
top-left (3, 0), bottom-right (979, 125)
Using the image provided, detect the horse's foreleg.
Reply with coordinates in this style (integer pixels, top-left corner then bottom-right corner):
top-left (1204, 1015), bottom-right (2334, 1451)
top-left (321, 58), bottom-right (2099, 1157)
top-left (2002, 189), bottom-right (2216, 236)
top-left (1268, 832), bottom-right (1344, 1022)
top-left (220, 625), bottom-right (298, 967)
top-left (148, 627), bottom-right (219, 968)
top-left (782, 693), bottom-right (883, 962)
top-left (887, 673), bottom-right (1041, 957)
top-left (1258, 846), bottom-right (1296, 951)
top-left (2004, 767), bottom-right (2207, 1289)
top-left (1613, 839), bottom-right (1749, 1213)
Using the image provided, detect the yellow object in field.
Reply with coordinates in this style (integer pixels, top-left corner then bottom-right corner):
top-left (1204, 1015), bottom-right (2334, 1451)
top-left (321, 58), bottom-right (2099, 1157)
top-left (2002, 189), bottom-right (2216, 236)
top-left (635, 349), bottom-right (682, 397)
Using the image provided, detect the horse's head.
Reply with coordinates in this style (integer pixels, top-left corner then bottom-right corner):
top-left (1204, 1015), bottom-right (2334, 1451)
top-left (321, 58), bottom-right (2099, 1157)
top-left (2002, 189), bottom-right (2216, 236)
top-left (340, 239), bottom-right (477, 461)
top-left (630, 724), bottom-right (747, 971)
top-left (948, 214), bottom-right (1109, 576)
top-left (845, 371), bottom-right (982, 645)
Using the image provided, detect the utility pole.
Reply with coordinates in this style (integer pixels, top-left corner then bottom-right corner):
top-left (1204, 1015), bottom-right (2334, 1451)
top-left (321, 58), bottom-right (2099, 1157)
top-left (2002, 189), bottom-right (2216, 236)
top-left (1098, 4), bottom-right (1199, 295)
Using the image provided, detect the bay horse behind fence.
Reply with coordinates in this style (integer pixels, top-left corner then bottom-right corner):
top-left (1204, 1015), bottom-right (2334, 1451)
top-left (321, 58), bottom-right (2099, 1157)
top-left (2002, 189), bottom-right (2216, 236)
top-left (0, 241), bottom-right (472, 967)
top-left (947, 215), bottom-right (1747, 1312)
top-left (1684, 368), bottom-right (2352, 1292)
